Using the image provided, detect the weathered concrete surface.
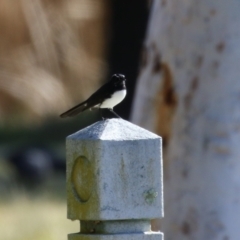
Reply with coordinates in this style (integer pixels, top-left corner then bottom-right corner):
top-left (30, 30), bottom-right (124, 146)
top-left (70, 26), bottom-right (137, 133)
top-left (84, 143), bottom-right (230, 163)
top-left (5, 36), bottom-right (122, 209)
top-left (68, 232), bottom-right (164, 240)
top-left (66, 119), bottom-right (164, 239)
top-left (80, 220), bottom-right (151, 234)
top-left (66, 119), bottom-right (163, 221)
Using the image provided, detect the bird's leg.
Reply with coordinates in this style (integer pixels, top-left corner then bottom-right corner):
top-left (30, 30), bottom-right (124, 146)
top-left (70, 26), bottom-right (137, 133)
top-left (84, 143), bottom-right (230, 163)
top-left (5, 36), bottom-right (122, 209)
top-left (109, 108), bottom-right (121, 118)
top-left (100, 108), bottom-right (105, 120)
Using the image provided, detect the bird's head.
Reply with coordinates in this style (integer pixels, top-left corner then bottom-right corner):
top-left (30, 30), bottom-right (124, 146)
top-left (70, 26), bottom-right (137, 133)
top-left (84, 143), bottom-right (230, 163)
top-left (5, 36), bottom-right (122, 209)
top-left (111, 74), bottom-right (126, 88)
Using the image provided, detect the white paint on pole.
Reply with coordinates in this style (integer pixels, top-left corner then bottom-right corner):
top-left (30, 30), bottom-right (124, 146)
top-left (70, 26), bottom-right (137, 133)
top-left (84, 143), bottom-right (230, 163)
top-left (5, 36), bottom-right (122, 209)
top-left (66, 119), bottom-right (164, 239)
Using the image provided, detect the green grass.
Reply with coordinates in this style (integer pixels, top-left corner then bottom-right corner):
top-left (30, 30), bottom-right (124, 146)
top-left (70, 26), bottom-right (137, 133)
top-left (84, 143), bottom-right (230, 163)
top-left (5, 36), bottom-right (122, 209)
top-left (0, 162), bottom-right (79, 240)
top-left (0, 112), bottom-right (101, 240)
top-left (0, 193), bottom-right (79, 240)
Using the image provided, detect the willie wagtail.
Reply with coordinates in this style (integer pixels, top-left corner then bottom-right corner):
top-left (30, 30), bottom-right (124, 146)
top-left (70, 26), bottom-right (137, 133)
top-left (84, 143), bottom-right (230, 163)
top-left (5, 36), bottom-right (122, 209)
top-left (60, 74), bottom-right (126, 118)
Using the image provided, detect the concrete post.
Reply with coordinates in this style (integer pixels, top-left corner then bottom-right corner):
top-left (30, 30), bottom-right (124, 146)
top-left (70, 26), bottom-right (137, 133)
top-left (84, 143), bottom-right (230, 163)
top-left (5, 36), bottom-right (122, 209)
top-left (66, 119), bottom-right (164, 240)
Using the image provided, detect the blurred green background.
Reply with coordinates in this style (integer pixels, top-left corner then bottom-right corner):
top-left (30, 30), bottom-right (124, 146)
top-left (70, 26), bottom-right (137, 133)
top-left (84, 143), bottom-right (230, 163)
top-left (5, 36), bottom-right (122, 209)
top-left (0, 0), bottom-right (148, 239)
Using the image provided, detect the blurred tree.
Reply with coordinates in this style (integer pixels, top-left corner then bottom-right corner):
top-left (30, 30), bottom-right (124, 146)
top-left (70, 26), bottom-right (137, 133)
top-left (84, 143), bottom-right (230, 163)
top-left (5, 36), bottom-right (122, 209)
top-left (0, 0), bottom-right (109, 124)
top-left (131, 0), bottom-right (240, 239)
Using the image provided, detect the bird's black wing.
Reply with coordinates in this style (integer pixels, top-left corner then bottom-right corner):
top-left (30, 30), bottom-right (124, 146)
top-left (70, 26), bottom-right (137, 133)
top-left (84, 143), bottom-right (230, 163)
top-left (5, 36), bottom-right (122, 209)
top-left (60, 99), bottom-right (88, 118)
top-left (60, 81), bottom-right (112, 118)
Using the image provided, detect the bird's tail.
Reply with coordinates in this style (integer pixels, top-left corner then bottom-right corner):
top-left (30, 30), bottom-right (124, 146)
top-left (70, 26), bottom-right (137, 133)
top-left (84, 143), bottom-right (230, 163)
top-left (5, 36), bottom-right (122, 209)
top-left (60, 101), bottom-right (88, 118)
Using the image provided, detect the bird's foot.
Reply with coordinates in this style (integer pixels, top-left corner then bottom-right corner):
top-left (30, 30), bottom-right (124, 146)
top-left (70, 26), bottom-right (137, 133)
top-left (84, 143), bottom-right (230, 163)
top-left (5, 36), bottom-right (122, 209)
top-left (109, 109), bottom-right (121, 118)
top-left (100, 109), bottom-right (107, 120)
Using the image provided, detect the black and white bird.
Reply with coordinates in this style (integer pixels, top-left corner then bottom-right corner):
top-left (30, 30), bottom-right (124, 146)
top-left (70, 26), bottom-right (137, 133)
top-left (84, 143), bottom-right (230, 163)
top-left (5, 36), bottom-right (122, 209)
top-left (60, 74), bottom-right (126, 118)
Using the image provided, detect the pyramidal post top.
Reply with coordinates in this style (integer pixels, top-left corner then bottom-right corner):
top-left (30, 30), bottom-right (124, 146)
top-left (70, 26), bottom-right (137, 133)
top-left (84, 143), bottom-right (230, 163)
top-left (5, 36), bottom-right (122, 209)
top-left (67, 118), bottom-right (160, 141)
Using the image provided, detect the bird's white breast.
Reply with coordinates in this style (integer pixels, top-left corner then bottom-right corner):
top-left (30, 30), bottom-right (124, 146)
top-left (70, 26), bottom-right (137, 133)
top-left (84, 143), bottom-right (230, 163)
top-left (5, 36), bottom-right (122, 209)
top-left (100, 89), bottom-right (126, 109)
